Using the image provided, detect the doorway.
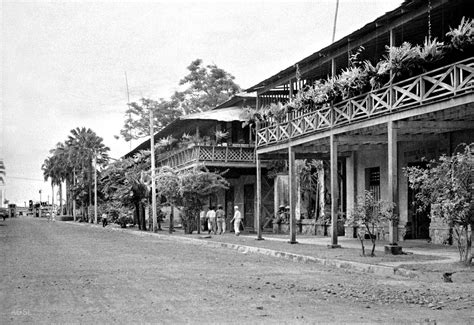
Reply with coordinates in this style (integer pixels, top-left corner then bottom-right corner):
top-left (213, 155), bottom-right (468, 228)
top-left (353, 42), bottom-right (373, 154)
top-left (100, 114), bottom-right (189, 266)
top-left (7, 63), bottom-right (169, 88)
top-left (243, 184), bottom-right (255, 229)
top-left (225, 186), bottom-right (234, 231)
top-left (407, 162), bottom-right (430, 239)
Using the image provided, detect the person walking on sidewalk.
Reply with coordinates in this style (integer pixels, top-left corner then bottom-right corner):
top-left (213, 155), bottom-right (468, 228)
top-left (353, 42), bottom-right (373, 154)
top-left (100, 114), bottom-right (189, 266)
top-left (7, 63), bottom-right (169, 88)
top-left (102, 213), bottom-right (108, 227)
top-left (230, 206), bottom-right (243, 236)
top-left (206, 206), bottom-right (217, 235)
top-left (216, 205), bottom-right (226, 234)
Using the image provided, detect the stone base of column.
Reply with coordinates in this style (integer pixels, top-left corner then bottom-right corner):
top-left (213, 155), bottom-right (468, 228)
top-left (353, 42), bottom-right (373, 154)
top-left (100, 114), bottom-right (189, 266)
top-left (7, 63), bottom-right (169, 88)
top-left (327, 244), bottom-right (341, 249)
top-left (384, 244), bottom-right (403, 255)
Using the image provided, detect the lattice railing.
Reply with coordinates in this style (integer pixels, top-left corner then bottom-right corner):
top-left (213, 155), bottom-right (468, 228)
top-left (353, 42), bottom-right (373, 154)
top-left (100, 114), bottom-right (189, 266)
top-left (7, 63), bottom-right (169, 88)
top-left (157, 144), bottom-right (256, 169)
top-left (256, 58), bottom-right (474, 147)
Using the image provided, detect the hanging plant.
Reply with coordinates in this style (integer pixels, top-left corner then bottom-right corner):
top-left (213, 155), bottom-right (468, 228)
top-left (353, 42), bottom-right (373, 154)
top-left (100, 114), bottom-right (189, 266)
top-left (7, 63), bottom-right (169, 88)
top-left (384, 42), bottom-right (422, 81)
top-left (363, 59), bottom-right (391, 90)
top-left (214, 130), bottom-right (229, 144)
top-left (267, 102), bottom-right (287, 122)
top-left (337, 66), bottom-right (370, 99)
top-left (446, 16), bottom-right (474, 52)
top-left (416, 37), bottom-right (445, 70)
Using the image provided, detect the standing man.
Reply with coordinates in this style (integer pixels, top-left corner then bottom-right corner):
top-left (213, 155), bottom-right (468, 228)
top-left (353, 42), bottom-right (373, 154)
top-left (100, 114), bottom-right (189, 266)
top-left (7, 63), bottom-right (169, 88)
top-left (230, 206), bottom-right (243, 236)
top-left (102, 212), bottom-right (108, 227)
top-left (216, 205), bottom-right (226, 235)
top-left (206, 206), bottom-right (217, 235)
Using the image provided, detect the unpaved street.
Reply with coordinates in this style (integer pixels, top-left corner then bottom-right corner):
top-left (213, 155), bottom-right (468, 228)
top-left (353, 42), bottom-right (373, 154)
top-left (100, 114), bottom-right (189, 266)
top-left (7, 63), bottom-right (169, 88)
top-left (1, 217), bottom-right (473, 324)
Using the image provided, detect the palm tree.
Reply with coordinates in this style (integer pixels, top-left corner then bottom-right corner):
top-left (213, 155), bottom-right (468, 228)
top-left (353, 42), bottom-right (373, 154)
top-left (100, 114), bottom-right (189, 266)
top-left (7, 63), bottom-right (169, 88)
top-left (66, 127), bottom-right (109, 222)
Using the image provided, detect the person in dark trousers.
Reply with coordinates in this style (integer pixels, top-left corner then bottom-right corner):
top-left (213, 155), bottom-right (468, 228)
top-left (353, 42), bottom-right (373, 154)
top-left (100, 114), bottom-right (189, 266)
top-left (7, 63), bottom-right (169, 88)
top-left (102, 213), bottom-right (108, 227)
top-left (216, 205), bottom-right (226, 234)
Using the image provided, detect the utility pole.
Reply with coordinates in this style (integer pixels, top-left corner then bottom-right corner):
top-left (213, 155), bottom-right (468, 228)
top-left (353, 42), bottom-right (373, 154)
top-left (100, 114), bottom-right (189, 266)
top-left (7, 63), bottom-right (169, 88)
top-left (93, 154), bottom-right (98, 224)
top-left (332, 0), bottom-right (339, 43)
top-left (150, 108), bottom-right (157, 232)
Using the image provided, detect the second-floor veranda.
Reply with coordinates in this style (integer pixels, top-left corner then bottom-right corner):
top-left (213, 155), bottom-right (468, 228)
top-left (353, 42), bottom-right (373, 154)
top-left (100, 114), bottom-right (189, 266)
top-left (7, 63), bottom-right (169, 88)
top-left (156, 142), bottom-right (256, 170)
top-left (256, 58), bottom-right (474, 150)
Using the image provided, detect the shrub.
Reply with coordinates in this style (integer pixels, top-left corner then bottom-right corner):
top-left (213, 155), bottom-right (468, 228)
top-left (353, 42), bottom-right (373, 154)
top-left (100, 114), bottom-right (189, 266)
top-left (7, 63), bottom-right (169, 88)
top-left (404, 143), bottom-right (473, 265)
top-left (347, 190), bottom-right (396, 257)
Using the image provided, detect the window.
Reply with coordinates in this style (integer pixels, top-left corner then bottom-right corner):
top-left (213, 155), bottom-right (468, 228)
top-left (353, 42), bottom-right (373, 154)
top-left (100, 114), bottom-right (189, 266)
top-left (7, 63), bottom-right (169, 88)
top-left (366, 167), bottom-right (380, 201)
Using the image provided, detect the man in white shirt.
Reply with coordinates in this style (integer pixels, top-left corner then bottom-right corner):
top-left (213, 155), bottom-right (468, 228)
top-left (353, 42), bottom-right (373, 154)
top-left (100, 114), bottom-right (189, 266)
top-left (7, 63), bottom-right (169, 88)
top-left (230, 206), bottom-right (243, 236)
top-left (206, 206), bottom-right (217, 235)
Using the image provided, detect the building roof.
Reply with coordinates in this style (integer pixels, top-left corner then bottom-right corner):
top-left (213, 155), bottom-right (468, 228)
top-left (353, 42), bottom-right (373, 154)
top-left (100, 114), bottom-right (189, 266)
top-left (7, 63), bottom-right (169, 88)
top-left (245, 0), bottom-right (450, 93)
top-left (124, 94), bottom-right (254, 158)
top-left (181, 106), bottom-right (246, 122)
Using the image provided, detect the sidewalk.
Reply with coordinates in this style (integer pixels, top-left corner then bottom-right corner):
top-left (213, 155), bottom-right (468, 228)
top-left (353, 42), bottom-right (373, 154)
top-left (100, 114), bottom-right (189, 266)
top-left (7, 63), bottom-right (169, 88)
top-left (65, 220), bottom-right (467, 280)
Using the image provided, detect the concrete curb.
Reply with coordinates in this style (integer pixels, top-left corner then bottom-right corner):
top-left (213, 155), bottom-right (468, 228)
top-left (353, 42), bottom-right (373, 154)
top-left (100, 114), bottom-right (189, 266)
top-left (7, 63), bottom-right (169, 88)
top-left (65, 221), bottom-right (419, 278)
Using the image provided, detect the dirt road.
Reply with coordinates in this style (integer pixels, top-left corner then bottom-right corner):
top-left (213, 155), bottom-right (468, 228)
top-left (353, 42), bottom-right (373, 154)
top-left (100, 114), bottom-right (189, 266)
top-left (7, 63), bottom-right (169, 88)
top-left (1, 217), bottom-right (472, 324)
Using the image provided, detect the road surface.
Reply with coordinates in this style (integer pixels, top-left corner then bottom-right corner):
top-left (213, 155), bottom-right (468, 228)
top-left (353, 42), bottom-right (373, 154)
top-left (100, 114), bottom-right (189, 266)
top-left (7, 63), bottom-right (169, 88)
top-left (1, 217), bottom-right (472, 324)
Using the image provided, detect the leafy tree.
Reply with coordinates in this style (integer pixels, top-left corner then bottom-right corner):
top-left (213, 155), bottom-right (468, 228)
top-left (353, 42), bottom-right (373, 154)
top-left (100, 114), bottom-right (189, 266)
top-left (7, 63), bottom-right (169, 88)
top-left (101, 152), bottom-right (151, 230)
top-left (178, 167), bottom-right (229, 234)
top-left (347, 190), bottom-right (396, 257)
top-left (154, 166), bottom-right (229, 234)
top-left (405, 144), bottom-right (473, 265)
top-left (175, 59), bottom-right (241, 114)
top-left (119, 59), bottom-right (240, 142)
top-left (120, 98), bottom-right (182, 142)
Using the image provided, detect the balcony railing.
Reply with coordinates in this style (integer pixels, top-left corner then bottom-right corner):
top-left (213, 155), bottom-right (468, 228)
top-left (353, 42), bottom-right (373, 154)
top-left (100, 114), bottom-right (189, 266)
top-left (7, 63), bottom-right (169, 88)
top-left (257, 58), bottom-right (474, 147)
top-left (157, 144), bottom-right (256, 169)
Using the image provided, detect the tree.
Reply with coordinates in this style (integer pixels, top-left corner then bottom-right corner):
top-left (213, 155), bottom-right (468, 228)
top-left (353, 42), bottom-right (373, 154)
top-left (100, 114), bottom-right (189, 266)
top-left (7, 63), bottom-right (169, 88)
top-left (66, 127), bottom-right (109, 222)
top-left (154, 166), bottom-right (229, 234)
top-left (119, 59), bottom-right (241, 142)
top-left (405, 143), bottom-right (473, 265)
top-left (347, 190), bottom-right (396, 257)
top-left (178, 167), bottom-right (229, 234)
top-left (101, 152), bottom-right (151, 230)
top-left (120, 98), bottom-right (182, 142)
top-left (175, 59), bottom-right (241, 115)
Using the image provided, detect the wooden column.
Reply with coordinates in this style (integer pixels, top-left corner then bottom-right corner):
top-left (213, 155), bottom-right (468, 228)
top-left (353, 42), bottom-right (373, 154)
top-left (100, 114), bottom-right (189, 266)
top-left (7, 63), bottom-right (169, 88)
top-left (385, 120), bottom-right (402, 254)
top-left (329, 134), bottom-right (341, 248)
top-left (388, 121), bottom-right (398, 243)
top-left (288, 146), bottom-right (297, 244)
top-left (256, 153), bottom-right (263, 240)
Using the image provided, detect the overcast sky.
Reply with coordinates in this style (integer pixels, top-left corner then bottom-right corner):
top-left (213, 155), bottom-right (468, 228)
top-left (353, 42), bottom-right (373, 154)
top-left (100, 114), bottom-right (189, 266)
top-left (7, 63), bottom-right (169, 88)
top-left (1, 0), bottom-right (402, 205)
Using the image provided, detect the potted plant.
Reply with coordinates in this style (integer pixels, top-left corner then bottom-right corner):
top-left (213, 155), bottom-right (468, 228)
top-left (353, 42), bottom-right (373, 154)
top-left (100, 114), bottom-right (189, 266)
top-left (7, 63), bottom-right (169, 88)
top-left (446, 16), bottom-right (474, 54)
top-left (215, 130), bottom-right (229, 146)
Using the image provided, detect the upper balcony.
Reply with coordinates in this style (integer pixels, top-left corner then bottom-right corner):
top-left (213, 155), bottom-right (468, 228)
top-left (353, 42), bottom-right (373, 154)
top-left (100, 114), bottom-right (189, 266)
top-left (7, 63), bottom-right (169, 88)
top-left (157, 143), bottom-right (256, 170)
top-left (256, 58), bottom-right (474, 148)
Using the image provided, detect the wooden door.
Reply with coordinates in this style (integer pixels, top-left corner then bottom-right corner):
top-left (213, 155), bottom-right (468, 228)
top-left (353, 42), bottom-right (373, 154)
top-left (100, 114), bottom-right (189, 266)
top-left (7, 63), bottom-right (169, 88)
top-left (244, 184), bottom-right (254, 228)
top-left (225, 186), bottom-right (234, 231)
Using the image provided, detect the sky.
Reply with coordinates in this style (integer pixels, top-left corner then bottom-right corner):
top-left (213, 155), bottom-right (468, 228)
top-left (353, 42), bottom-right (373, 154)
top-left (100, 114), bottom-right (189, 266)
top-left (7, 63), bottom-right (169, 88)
top-left (1, 0), bottom-right (402, 206)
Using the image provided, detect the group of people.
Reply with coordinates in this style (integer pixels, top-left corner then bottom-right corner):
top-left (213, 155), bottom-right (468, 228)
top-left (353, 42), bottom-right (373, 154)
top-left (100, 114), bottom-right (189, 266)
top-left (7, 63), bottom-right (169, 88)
top-left (201, 205), bottom-right (243, 236)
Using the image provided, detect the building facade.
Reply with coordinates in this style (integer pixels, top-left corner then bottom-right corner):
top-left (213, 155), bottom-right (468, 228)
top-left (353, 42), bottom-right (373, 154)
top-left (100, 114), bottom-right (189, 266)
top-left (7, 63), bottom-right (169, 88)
top-left (247, 0), bottom-right (473, 246)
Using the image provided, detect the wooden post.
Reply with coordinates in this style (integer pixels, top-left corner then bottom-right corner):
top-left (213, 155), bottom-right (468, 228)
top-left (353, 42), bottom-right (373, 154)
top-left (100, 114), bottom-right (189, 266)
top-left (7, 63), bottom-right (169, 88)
top-left (256, 154), bottom-right (263, 240)
top-left (150, 109), bottom-right (157, 232)
top-left (93, 155), bottom-right (97, 224)
top-left (329, 134), bottom-right (341, 248)
top-left (288, 146), bottom-right (297, 244)
top-left (385, 120), bottom-right (402, 254)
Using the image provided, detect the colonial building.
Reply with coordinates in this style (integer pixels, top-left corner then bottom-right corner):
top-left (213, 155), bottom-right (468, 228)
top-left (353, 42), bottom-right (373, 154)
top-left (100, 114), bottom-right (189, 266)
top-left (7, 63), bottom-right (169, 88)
top-left (127, 93), bottom-right (274, 231)
top-left (247, 0), bottom-right (473, 249)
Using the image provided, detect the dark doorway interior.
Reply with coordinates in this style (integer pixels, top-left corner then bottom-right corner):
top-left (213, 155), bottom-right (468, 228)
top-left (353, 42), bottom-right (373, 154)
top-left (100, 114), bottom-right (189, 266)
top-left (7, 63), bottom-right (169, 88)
top-left (407, 162), bottom-right (430, 239)
top-left (243, 184), bottom-right (254, 229)
top-left (225, 186), bottom-right (234, 231)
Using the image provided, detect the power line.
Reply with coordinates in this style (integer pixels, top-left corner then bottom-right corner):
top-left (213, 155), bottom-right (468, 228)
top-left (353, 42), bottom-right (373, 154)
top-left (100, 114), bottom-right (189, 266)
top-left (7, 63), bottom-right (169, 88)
top-left (6, 176), bottom-right (45, 182)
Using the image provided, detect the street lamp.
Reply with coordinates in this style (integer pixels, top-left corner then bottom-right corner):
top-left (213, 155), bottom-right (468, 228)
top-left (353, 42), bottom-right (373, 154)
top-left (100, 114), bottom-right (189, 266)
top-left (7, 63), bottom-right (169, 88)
top-left (39, 189), bottom-right (42, 218)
